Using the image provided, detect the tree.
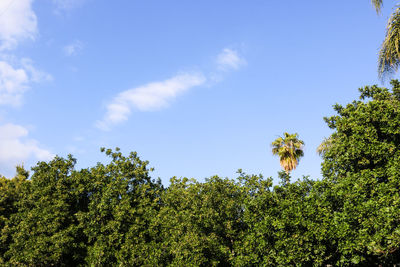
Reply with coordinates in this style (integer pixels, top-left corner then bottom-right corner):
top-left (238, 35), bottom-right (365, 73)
top-left (369, 0), bottom-right (400, 79)
top-left (271, 132), bottom-right (304, 175)
top-left (322, 80), bottom-right (400, 182)
top-left (378, 6), bottom-right (400, 79)
top-left (0, 148), bottom-right (164, 266)
top-left (154, 176), bottom-right (246, 266)
top-left (321, 80), bottom-right (400, 264)
top-left (3, 156), bottom-right (87, 266)
top-left (0, 166), bottom-right (29, 264)
top-left (77, 148), bottom-right (163, 266)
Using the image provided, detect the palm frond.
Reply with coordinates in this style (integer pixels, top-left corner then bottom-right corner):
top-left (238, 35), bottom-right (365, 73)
top-left (378, 7), bottom-right (400, 79)
top-left (372, 0), bottom-right (383, 14)
top-left (271, 132), bottom-right (304, 175)
top-left (317, 137), bottom-right (333, 156)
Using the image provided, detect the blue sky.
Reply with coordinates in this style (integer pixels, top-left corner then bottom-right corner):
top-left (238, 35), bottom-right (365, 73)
top-left (0, 0), bottom-right (397, 184)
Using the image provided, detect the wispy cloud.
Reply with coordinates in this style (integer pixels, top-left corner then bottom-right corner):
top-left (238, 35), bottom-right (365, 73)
top-left (0, 0), bottom-right (37, 51)
top-left (21, 58), bottom-right (53, 82)
top-left (0, 59), bottom-right (52, 107)
top-left (0, 123), bottom-right (54, 171)
top-left (97, 47), bottom-right (246, 130)
top-left (63, 40), bottom-right (84, 56)
top-left (96, 72), bottom-right (206, 130)
top-left (216, 48), bottom-right (246, 71)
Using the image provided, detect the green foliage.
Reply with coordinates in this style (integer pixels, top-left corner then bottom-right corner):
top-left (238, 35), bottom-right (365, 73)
top-left (0, 148), bottom-right (163, 266)
top-left (322, 80), bottom-right (400, 264)
top-left (2, 80), bottom-right (400, 265)
top-left (322, 80), bottom-right (400, 182)
top-left (3, 156), bottom-right (85, 266)
top-left (0, 166), bottom-right (29, 264)
top-left (154, 175), bottom-right (246, 266)
top-left (77, 148), bottom-right (163, 266)
top-left (238, 173), bottom-right (338, 266)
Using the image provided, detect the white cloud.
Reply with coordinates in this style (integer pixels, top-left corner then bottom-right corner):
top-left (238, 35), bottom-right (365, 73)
top-left (0, 59), bottom-right (51, 107)
top-left (0, 123), bottom-right (53, 170)
top-left (0, 61), bottom-right (28, 106)
top-left (0, 0), bottom-right (37, 51)
top-left (96, 47), bottom-right (247, 130)
top-left (0, 1), bottom-right (50, 107)
top-left (63, 40), bottom-right (84, 56)
top-left (216, 48), bottom-right (246, 71)
top-left (97, 72), bottom-right (206, 130)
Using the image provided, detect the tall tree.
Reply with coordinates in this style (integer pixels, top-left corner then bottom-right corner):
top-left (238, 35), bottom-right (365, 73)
top-left (271, 132), bottom-right (304, 175)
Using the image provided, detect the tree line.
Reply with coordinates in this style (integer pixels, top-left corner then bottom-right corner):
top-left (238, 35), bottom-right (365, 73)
top-left (1, 81), bottom-right (400, 266)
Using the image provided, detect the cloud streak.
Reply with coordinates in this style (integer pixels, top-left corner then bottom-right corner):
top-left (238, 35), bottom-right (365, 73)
top-left (97, 72), bottom-right (206, 130)
top-left (97, 47), bottom-right (246, 130)
top-left (216, 48), bottom-right (246, 71)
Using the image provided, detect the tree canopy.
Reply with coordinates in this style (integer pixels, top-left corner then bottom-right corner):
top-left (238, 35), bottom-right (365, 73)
top-left (2, 82), bottom-right (400, 265)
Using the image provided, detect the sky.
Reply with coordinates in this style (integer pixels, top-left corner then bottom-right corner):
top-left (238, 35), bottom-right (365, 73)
top-left (0, 0), bottom-right (398, 184)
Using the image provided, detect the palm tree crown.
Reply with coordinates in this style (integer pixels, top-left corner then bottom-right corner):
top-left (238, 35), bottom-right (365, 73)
top-left (370, 0), bottom-right (400, 79)
top-left (379, 6), bottom-right (400, 79)
top-left (271, 132), bottom-right (304, 174)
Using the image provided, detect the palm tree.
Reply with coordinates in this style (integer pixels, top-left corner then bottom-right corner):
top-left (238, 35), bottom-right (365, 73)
top-left (378, 7), bottom-right (400, 78)
top-left (271, 132), bottom-right (304, 174)
top-left (370, 0), bottom-right (400, 79)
